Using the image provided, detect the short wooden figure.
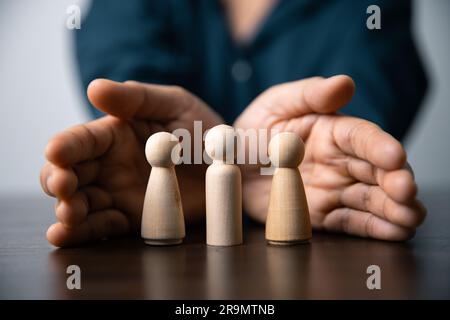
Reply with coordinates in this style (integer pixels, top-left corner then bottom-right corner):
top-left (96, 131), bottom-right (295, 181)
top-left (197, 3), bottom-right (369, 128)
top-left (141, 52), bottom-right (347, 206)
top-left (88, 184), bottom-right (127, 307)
top-left (265, 132), bottom-right (312, 245)
top-left (141, 132), bottom-right (185, 246)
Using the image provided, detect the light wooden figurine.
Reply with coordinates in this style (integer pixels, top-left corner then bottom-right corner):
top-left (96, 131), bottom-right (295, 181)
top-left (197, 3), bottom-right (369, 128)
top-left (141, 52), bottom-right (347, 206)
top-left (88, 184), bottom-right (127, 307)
top-left (265, 132), bottom-right (312, 245)
top-left (205, 125), bottom-right (243, 246)
top-left (141, 132), bottom-right (185, 246)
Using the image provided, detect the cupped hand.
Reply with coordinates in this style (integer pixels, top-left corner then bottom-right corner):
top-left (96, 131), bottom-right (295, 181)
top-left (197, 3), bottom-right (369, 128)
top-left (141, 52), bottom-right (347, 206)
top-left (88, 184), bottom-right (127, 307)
top-left (41, 79), bottom-right (223, 247)
top-left (234, 76), bottom-right (426, 241)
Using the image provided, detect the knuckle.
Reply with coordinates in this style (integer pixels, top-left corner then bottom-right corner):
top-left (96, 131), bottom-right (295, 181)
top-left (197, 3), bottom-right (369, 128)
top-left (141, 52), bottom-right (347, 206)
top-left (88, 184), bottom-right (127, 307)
top-left (80, 124), bottom-right (98, 152)
top-left (362, 185), bottom-right (373, 212)
top-left (340, 208), bottom-right (352, 234)
top-left (170, 85), bottom-right (187, 97)
top-left (364, 214), bottom-right (376, 237)
top-left (266, 83), bottom-right (283, 97)
top-left (124, 80), bottom-right (140, 86)
top-left (171, 85), bottom-right (195, 108)
top-left (381, 195), bottom-right (389, 220)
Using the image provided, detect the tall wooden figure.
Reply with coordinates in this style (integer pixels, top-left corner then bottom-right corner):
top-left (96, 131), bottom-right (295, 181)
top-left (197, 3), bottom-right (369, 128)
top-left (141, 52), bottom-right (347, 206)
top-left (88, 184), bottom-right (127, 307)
top-left (266, 132), bottom-right (312, 245)
top-left (205, 125), bottom-right (243, 246)
top-left (141, 132), bottom-right (185, 246)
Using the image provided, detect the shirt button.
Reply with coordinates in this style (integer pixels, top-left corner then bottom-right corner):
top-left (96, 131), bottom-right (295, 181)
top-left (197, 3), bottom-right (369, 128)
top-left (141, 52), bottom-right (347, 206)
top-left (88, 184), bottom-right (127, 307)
top-left (231, 59), bottom-right (252, 82)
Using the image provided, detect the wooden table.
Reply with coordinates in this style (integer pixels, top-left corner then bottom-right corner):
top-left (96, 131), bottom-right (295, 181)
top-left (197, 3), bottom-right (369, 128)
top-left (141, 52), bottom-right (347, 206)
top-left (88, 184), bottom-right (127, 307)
top-left (0, 187), bottom-right (449, 299)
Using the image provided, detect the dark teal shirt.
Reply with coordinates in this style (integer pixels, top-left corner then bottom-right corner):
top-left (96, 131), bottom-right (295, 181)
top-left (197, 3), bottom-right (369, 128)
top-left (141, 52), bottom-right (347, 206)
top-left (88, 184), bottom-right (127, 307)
top-left (76, 0), bottom-right (427, 140)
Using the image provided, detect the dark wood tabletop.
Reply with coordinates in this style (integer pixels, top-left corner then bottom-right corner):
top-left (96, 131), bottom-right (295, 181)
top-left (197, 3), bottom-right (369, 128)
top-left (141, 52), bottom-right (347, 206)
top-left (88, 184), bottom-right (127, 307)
top-left (1, 187), bottom-right (449, 300)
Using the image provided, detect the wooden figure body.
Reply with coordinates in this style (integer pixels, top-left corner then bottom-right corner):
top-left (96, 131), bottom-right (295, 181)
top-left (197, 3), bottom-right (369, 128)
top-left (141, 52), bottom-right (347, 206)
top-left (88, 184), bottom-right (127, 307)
top-left (205, 125), bottom-right (243, 246)
top-left (141, 132), bottom-right (185, 245)
top-left (265, 132), bottom-right (312, 245)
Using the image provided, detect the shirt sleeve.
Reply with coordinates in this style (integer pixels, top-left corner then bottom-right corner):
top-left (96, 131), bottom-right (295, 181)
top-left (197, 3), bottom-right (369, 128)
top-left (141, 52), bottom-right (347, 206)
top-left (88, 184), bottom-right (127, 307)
top-left (321, 0), bottom-right (427, 140)
top-left (75, 0), bottom-right (192, 118)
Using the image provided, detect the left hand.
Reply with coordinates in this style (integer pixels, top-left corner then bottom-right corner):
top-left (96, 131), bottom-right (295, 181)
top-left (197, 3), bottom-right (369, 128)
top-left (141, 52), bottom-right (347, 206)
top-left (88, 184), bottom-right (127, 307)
top-left (40, 79), bottom-right (223, 247)
top-left (234, 75), bottom-right (426, 241)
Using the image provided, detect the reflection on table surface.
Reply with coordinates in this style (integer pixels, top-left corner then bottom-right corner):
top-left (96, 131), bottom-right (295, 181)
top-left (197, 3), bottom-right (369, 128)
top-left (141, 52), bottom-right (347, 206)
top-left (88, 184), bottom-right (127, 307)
top-left (46, 228), bottom-right (420, 299)
top-left (0, 188), bottom-right (449, 299)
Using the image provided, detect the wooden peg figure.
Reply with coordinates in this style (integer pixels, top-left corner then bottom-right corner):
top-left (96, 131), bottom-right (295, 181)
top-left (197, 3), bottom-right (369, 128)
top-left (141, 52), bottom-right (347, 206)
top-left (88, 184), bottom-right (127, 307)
top-left (205, 125), bottom-right (243, 246)
top-left (265, 132), bottom-right (312, 245)
top-left (141, 132), bottom-right (185, 246)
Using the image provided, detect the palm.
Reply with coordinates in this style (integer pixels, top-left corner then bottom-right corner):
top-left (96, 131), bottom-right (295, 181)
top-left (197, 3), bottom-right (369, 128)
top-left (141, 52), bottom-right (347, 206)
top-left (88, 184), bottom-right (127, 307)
top-left (236, 76), bottom-right (426, 241)
top-left (80, 118), bottom-right (208, 233)
top-left (245, 114), bottom-right (372, 225)
top-left (80, 118), bottom-right (149, 233)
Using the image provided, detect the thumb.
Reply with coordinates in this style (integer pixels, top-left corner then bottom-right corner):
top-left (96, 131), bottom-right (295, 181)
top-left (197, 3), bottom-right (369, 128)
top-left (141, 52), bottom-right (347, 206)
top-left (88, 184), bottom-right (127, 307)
top-left (87, 79), bottom-right (192, 121)
top-left (267, 75), bottom-right (355, 117)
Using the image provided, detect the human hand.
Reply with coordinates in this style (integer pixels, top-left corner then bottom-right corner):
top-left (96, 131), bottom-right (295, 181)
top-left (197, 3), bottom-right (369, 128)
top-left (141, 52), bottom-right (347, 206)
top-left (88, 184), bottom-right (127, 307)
top-left (235, 76), bottom-right (426, 241)
top-left (41, 79), bottom-right (223, 247)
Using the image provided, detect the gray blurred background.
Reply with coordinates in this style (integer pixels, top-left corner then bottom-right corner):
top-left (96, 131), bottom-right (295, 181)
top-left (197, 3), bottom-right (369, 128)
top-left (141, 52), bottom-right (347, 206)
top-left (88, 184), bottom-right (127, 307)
top-left (0, 0), bottom-right (449, 195)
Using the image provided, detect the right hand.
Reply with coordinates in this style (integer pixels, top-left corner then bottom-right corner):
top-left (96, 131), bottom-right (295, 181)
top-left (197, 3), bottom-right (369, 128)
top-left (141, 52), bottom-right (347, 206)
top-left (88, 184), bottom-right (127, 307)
top-left (41, 79), bottom-right (223, 247)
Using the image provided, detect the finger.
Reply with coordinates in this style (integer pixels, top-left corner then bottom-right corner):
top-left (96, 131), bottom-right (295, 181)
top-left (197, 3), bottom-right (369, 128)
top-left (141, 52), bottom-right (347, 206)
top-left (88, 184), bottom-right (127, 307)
top-left (41, 160), bottom-right (100, 199)
top-left (333, 117), bottom-right (406, 170)
top-left (268, 75), bottom-right (355, 117)
top-left (47, 210), bottom-right (130, 247)
top-left (87, 79), bottom-right (195, 121)
top-left (55, 191), bottom-right (88, 226)
top-left (73, 160), bottom-right (100, 187)
top-left (322, 208), bottom-right (415, 241)
top-left (129, 119), bottom-right (157, 143)
top-left (272, 113), bottom-right (320, 142)
top-left (346, 158), bottom-right (417, 203)
top-left (340, 183), bottom-right (426, 228)
top-left (55, 187), bottom-right (113, 227)
top-left (45, 116), bottom-right (115, 166)
top-left (42, 164), bottom-right (78, 199)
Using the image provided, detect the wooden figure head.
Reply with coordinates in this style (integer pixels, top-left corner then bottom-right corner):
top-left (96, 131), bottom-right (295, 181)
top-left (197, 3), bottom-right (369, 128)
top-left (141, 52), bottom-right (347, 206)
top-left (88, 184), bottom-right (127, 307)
top-left (145, 132), bottom-right (181, 167)
top-left (268, 132), bottom-right (305, 168)
top-left (205, 125), bottom-right (238, 162)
